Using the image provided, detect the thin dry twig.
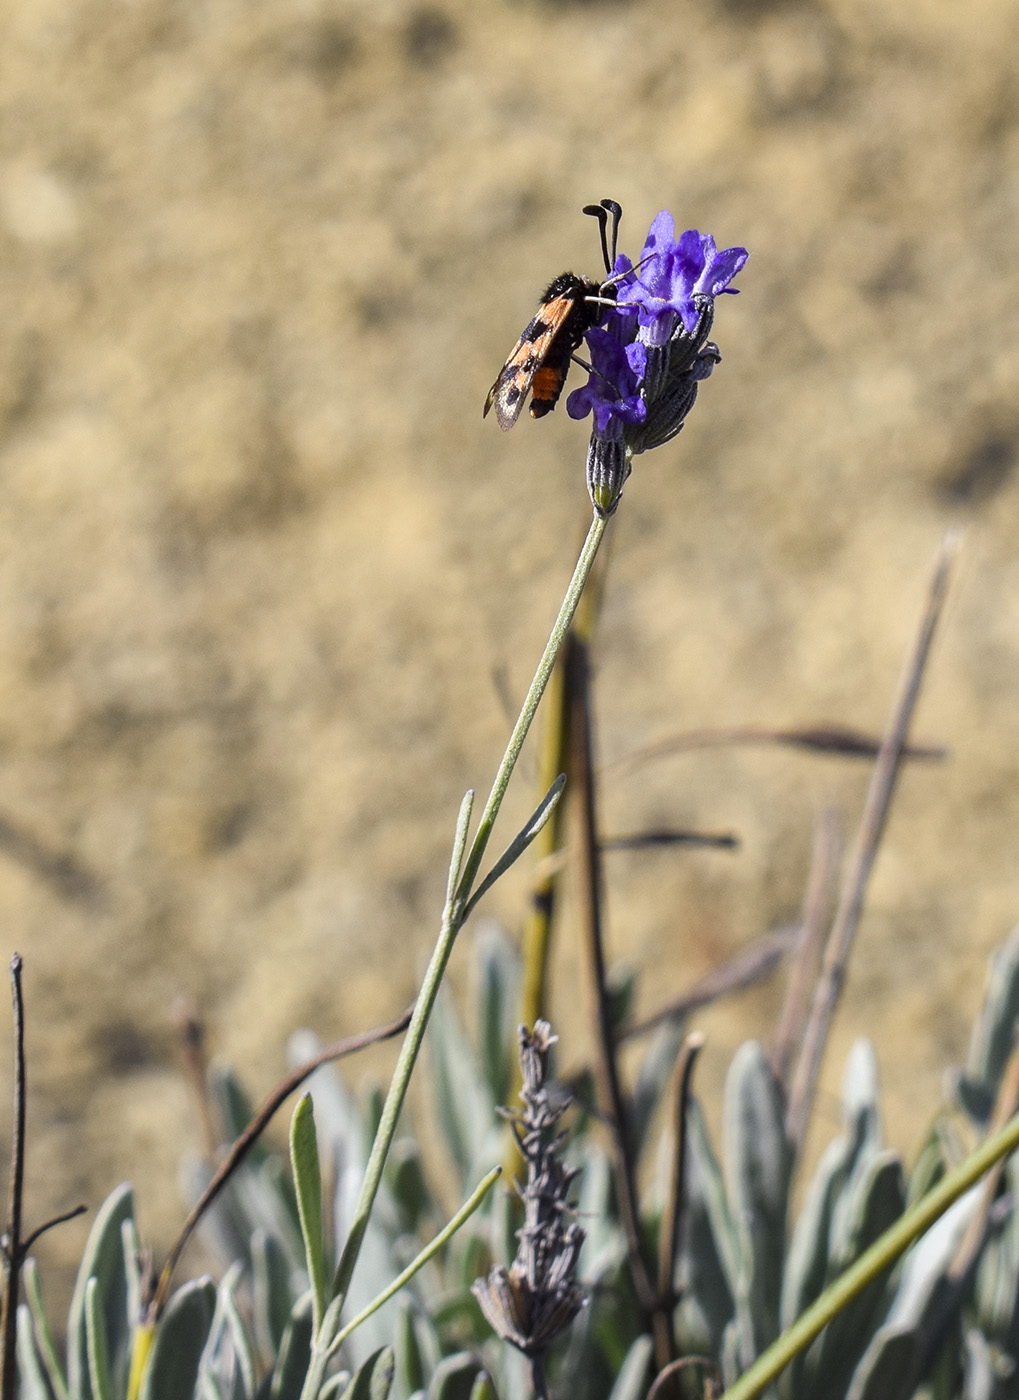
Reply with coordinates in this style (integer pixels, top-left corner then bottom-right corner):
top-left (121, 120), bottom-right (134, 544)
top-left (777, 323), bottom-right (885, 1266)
top-left (948, 1032), bottom-right (1019, 1284)
top-left (601, 829), bottom-right (738, 852)
top-left (618, 925), bottom-right (799, 1044)
top-left (771, 809), bottom-right (840, 1086)
top-left (567, 632), bottom-right (657, 1320)
top-left (0, 955), bottom-right (26, 1400)
top-left (786, 533), bottom-right (959, 1153)
top-left (647, 1355), bottom-right (722, 1400)
top-left (605, 723), bottom-right (947, 776)
top-left (655, 1032), bottom-right (705, 1371)
top-left (149, 1002), bottom-right (413, 1319)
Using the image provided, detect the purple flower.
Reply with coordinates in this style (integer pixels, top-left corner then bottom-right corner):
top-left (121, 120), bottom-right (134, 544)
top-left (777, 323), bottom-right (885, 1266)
top-left (615, 212), bottom-right (748, 347)
top-left (566, 327), bottom-right (647, 437)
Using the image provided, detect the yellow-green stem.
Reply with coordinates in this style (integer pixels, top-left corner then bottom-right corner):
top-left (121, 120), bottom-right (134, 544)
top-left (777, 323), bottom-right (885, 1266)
top-left (720, 1109), bottom-right (1019, 1400)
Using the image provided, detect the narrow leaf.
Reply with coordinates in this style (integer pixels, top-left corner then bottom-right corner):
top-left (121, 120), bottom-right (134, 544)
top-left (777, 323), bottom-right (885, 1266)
top-left (290, 1094), bottom-right (326, 1334)
top-left (606, 1336), bottom-right (653, 1400)
top-left (85, 1279), bottom-right (113, 1400)
top-left (338, 1346), bottom-right (395, 1400)
top-left (139, 1279), bottom-right (215, 1400)
top-left (268, 1295), bottom-right (314, 1400)
top-left (67, 1183), bottom-right (134, 1400)
top-left (23, 1257), bottom-right (69, 1400)
top-left (446, 791), bottom-right (475, 908)
top-left (463, 775), bottom-right (567, 916)
top-left (426, 1353), bottom-right (480, 1400)
top-left (18, 1304), bottom-right (56, 1400)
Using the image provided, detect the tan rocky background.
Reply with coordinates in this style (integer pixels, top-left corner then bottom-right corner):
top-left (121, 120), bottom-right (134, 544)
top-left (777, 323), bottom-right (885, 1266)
top-left (2, 0), bottom-right (1019, 1313)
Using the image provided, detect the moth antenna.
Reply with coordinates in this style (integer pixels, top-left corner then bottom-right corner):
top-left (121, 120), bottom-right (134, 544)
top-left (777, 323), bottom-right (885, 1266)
top-left (600, 199), bottom-right (622, 267)
top-left (582, 203), bottom-right (613, 276)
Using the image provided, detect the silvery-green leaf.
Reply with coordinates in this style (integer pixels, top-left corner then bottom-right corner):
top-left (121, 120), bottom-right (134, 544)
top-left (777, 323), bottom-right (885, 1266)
top-left (952, 1073), bottom-right (996, 1129)
top-left (840, 1040), bottom-right (882, 1155)
top-left (966, 928), bottom-right (1019, 1095)
top-left (427, 990), bottom-right (494, 1186)
top-left (290, 1094), bottom-right (327, 1333)
top-left (425, 1353), bottom-right (481, 1400)
top-left (605, 1336), bottom-right (652, 1400)
top-left (67, 1183), bottom-right (134, 1400)
top-left (723, 1042), bottom-right (791, 1353)
top-left (141, 1278), bottom-right (216, 1400)
top-left (674, 1104), bottom-right (735, 1358)
top-left (220, 1264), bottom-right (257, 1400)
top-left (17, 1304), bottom-right (54, 1400)
top-left (961, 1326), bottom-right (1014, 1400)
top-left (686, 1099), bottom-right (741, 1307)
top-left (844, 1326), bottom-right (919, 1400)
top-left (338, 1346), bottom-right (395, 1400)
top-left (268, 1294), bottom-right (314, 1400)
top-left (210, 1068), bottom-right (262, 1160)
top-left (84, 1278), bottom-right (112, 1400)
top-left (386, 1142), bottom-right (432, 1237)
top-left (319, 1375), bottom-right (352, 1400)
top-left (781, 1136), bottom-right (854, 1331)
top-left (807, 1152), bottom-right (906, 1397)
top-left (908, 1128), bottom-right (947, 1207)
top-left (287, 1030), bottom-right (369, 1178)
top-left (252, 1229), bottom-right (294, 1362)
top-left (631, 1023), bottom-right (683, 1163)
top-left (121, 1219), bottom-right (143, 1342)
top-left (23, 1256), bottom-right (68, 1400)
top-left (476, 922), bottom-right (519, 1107)
top-left (576, 1145), bottom-right (626, 1283)
top-left (396, 1300), bottom-right (425, 1397)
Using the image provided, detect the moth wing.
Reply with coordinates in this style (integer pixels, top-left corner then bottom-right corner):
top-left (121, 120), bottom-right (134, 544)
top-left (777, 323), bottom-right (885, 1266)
top-left (484, 295), bottom-right (578, 432)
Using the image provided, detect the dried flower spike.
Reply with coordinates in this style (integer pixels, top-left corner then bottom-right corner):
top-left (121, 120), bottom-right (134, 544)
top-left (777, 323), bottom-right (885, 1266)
top-left (473, 1022), bottom-right (586, 1396)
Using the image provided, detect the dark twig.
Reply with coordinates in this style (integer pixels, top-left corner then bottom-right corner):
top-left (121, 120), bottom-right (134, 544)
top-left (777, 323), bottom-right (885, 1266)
top-left (605, 723), bottom-right (946, 775)
top-left (601, 829), bottom-right (738, 852)
top-left (786, 534), bottom-right (958, 1154)
top-left (566, 633), bottom-right (657, 1319)
top-left (149, 1003), bottom-right (413, 1319)
top-left (618, 925), bottom-right (798, 1044)
top-left (0, 954), bottom-right (26, 1400)
top-left (646, 1355), bottom-right (722, 1400)
top-left (20, 1204), bottom-right (88, 1257)
top-left (173, 999), bottom-right (218, 1162)
top-left (655, 1032), bottom-right (704, 1371)
top-left (770, 809), bottom-right (840, 1087)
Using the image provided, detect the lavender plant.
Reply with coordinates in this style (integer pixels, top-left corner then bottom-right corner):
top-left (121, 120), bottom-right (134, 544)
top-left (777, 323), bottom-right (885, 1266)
top-left (11, 199), bottom-right (1019, 1400)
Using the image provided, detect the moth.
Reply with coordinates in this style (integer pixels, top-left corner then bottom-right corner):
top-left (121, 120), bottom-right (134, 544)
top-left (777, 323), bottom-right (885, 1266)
top-left (484, 199), bottom-right (625, 431)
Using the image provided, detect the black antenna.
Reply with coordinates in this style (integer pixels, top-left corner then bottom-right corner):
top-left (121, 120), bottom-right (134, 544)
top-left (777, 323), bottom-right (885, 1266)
top-left (600, 199), bottom-right (622, 268)
top-left (582, 203), bottom-right (612, 275)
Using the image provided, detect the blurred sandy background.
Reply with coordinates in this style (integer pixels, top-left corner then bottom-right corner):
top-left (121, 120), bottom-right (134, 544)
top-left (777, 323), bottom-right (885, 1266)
top-left (2, 0), bottom-right (1019, 1311)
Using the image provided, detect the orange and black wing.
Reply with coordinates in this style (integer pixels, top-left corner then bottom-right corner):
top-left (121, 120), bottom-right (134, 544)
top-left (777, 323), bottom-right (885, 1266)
top-left (484, 277), bottom-right (589, 431)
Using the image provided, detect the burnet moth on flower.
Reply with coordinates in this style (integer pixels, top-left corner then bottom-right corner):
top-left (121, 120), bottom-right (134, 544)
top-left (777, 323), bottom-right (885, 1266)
top-left (484, 199), bottom-right (629, 431)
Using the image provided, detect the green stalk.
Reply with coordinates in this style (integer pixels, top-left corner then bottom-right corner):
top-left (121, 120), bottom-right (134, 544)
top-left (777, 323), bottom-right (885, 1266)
top-left (326, 1167), bottom-right (501, 1358)
top-left (299, 513), bottom-right (609, 1400)
top-left (720, 1108), bottom-right (1019, 1400)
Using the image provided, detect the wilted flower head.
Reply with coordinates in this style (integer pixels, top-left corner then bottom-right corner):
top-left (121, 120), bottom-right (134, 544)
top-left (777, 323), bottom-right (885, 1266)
top-left (472, 1022), bottom-right (586, 1385)
top-left (569, 209), bottom-right (747, 516)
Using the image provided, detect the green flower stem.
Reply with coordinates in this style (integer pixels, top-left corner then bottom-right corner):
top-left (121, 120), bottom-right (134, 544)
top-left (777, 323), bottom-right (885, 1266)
top-left (303, 512), bottom-right (608, 1399)
top-left (719, 1108), bottom-right (1019, 1400)
top-left (453, 512), bottom-right (608, 906)
top-left (327, 1166), bottom-right (501, 1358)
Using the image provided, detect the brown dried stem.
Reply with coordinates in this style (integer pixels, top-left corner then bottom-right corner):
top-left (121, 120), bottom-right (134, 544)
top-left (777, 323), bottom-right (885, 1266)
top-left (150, 1002), bottom-right (413, 1319)
top-left (567, 632), bottom-right (657, 1319)
top-left (786, 534), bottom-right (958, 1154)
